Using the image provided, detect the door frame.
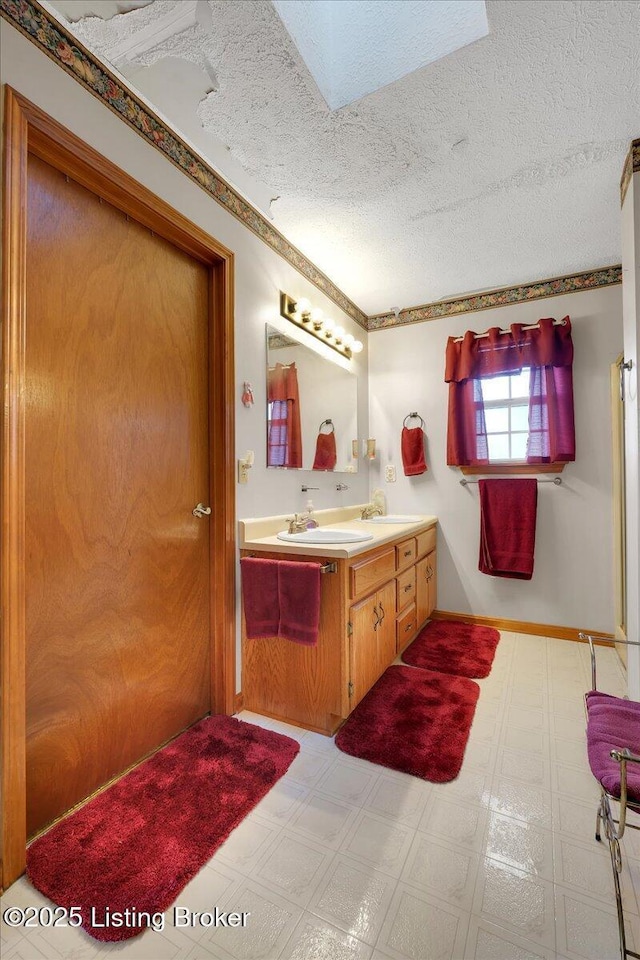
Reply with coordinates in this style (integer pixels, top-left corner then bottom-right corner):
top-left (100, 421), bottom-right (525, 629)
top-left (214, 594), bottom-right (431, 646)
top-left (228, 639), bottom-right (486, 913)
top-left (611, 355), bottom-right (628, 664)
top-left (1, 87), bottom-right (236, 889)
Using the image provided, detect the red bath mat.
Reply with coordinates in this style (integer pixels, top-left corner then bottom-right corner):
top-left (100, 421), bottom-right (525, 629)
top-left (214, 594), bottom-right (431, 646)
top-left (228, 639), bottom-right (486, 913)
top-left (27, 715), bottom-right (299, 942)
top-left (335, 665), bottom-right (479, 781)
top-left (402, 619), bottom-right (500, 678)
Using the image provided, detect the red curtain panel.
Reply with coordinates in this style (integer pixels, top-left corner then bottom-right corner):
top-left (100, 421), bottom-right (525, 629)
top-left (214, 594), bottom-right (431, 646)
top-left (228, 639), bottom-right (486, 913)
top-left (267, 362), bottom-right (302, 468)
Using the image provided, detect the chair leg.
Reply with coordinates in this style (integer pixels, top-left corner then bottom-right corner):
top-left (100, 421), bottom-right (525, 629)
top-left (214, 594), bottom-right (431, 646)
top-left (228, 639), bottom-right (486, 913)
top-left (596, 795), bottom-right (604, 842)
top-left (609, 834), bottom-right (627, 960)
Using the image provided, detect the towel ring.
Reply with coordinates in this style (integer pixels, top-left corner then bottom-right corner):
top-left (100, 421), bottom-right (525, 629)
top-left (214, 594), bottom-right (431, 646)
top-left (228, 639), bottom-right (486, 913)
top-left (403, 412), bottom-right (425, 429)
top-left (318, 418), bottom-right (335, 433)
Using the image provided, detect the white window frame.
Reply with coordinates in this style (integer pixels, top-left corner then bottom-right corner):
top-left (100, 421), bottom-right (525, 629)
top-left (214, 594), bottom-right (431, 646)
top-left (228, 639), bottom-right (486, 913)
top-left (480, 368), bottom-right (530, 463)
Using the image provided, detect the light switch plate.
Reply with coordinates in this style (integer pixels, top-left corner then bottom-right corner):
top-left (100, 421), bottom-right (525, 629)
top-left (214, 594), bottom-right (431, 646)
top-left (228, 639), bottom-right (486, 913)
top-left (385, 464), bottom-right (396, 482)
top-left (238, 459), bottom-right (249, 484)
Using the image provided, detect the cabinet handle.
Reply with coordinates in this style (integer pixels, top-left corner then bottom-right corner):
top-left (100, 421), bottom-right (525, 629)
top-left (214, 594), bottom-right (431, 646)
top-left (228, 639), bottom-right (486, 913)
top-left (373, 605), bottom-right (379, 630)
top-left (378, 602), bottom-right (385, 624)
top-left (404, 621), bottom-right (414, 632)
top-left (404, 584), bottom-right (412, 593)
top-left (403, 549), bottom-right (412, 557)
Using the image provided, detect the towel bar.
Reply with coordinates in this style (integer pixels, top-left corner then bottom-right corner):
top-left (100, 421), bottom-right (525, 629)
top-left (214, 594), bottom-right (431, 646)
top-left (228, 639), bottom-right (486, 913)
top-left (247, 554), bottom-right (336, 574)
top-left (460, 477), bottom-right (562, 486)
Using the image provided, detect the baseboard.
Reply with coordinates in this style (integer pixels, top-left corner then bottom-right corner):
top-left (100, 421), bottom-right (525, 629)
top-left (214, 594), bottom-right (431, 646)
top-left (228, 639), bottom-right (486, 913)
top-left (234, 692), bottom-right (244, 714)
top-left (431, 610), bottom-right (614, 644)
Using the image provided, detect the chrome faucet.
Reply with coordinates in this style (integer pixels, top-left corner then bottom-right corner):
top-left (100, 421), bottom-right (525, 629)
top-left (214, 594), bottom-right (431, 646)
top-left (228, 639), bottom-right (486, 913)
top-left (361, 504), bottom-right (384, 520)
top-left (287, 513), bottom-right (319, 534)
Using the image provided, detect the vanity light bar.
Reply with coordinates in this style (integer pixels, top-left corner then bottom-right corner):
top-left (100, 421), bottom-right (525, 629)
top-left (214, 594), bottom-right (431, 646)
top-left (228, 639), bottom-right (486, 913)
top-left (279, 292), bottom-right (363, 359)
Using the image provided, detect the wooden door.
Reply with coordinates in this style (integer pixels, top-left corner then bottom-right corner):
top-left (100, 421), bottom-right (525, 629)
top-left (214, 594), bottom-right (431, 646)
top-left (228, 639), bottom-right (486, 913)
top-left (24, 155), bottom-right (211, 836)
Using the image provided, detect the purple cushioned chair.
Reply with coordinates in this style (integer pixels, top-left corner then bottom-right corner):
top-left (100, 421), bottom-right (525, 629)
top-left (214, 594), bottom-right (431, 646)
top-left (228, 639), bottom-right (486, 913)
top-left (580, 633), bottom-right (640, 960)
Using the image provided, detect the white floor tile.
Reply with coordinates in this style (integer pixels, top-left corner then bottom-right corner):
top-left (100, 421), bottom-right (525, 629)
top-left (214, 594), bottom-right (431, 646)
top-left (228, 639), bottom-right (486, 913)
top-left (554, 883), bottom-right (638, 960)
top-left (484, 812), bottom-right (554, 881)
top-left (288, 793), bottom-right (359, 850)
top-left (418, 795), bottom-right (489, 854)
top-left (192, 878), bottom-right (303, 960)
top-left (253, 830), bottom-right (335, 908)
top-left (280, 912), bottom-right (373, 960)
top-left (401, 832), bottom-right (480, 910)
top-left (362, 773), bottom-right (432, 828)
top-left (315, 758), bottom-right (379, 806)
top-left (464, 916), bottom-right (556, 959)
top-left (307, 853), bottom-right (396, 945)
top-left (376, 883), bottom-right (470, 960)
top-left (472, 857), bottom-right (556, 949)
top-left (339, 810), bottom-right (414, 878)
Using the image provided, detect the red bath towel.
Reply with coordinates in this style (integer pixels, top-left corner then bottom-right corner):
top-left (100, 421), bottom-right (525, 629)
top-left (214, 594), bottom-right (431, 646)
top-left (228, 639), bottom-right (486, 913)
top-left (278, 560), bottom-right (322, 646)
top-left (401, 426), bottom-right (427, 476)
top-left (312, 432), bottom-right (337, 470)
top-left (479, 479), bottom-right (538, 580)
top-left (240, 557), bottom-right (279, 638)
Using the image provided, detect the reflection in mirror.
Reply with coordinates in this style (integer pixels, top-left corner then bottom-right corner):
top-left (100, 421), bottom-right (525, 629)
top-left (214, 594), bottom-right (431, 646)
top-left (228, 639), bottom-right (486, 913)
top-left (266, 324), bottom-right (358, 473)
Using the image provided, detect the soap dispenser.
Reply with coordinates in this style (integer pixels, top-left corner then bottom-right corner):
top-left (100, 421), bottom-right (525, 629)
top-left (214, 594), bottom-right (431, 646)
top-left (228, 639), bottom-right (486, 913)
top-left (305, 499), bottom-right (315, 527)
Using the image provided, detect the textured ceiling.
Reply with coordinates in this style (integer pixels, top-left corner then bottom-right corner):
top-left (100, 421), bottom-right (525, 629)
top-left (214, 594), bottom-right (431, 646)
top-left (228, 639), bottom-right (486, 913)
top-left (44, 0), bottom-right (640, 316)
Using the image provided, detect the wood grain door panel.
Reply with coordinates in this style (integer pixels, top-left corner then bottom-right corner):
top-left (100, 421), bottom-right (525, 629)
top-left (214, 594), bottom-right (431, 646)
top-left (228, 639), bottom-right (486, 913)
top-left (25, 155), bottom-right (211, 836)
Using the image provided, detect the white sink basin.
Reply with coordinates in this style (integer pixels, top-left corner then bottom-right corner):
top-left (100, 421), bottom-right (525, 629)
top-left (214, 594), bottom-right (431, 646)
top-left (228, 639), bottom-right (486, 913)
top-left (277, 528), bottom-right (374, 544)
top-left (362, 515), bottom-right (424, 524)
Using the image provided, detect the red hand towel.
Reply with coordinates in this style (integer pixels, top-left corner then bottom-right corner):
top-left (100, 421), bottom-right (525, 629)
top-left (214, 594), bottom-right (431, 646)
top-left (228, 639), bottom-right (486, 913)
top-left (240, 557), bottom-right (279, 638)
top-left (401, 426), bottom-right (427, 476)
top-left (312, 432), bottom-right (337, 470)
top-left (479, 479), bottom-right (538, 580)
top-left (278, 560), bottom-right (322, 646)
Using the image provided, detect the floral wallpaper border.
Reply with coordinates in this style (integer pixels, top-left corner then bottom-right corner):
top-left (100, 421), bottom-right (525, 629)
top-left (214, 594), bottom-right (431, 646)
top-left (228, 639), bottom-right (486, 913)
top-left (368, 265), bottom-right (622, 331)
top-left (0, 0), bottom-right (369, 330)
top-left (620, 138), bottom-right (640, 207)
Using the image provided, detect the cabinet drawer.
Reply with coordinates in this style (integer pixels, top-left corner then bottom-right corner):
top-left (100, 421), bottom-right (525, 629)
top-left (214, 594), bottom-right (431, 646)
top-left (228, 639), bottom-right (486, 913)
top-left (396, 537), bottom-right (417, 570)
top-left (416, 527), bottom-right (436, 558)
top-left (396, 567), bottom-right (416, 611)
top-left (350, 548), bottom-right (396, 599)
top-left (396, 602), bottom-right (417, 651)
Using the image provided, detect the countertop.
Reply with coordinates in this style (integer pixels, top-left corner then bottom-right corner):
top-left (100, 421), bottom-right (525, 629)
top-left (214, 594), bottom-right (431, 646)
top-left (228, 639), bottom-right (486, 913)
top-left (238, 505), bottom-right (437, 560)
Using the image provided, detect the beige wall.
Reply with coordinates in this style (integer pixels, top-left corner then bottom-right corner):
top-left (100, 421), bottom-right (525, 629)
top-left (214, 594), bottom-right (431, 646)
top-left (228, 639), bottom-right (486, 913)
top-left (368, 285), bottom-right (623, 637)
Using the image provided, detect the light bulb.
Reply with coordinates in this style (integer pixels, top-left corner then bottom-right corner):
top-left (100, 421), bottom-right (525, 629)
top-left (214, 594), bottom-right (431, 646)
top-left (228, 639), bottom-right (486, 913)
top-left (333, 326), bottom-right (345, 342)
top-left (343, 333), bottom-right (355, 347)
top-left (310, 307), bottom-right (323, 323)
top-left (297, 297), bottom-right (311, 317)
top-left (351, 340), bottom-right (364, 353)
top-left (323, 317), bottom-right (335, 337)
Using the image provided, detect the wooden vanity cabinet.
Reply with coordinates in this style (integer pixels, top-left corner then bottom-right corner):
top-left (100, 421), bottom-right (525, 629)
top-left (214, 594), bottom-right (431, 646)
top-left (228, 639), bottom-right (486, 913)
top-left (240, 522), bottom-right (437, 736)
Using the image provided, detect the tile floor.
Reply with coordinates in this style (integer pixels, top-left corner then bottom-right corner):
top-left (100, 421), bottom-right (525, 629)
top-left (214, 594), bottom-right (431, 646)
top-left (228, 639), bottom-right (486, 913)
top-left (2, 632), bottom-right (639, 960)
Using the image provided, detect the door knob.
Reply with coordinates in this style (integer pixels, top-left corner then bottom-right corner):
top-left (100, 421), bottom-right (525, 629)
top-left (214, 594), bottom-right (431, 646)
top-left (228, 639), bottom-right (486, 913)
top-left (192, 503), bottom-right (212, 518)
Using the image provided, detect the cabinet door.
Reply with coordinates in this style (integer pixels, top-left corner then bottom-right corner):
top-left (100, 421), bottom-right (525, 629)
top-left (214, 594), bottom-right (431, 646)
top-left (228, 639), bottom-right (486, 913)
top-left (350, 592), bottom-right (383, 707)
top-left (376, 580), bottom-right (397, 672)
top-left (426, 550), bottom-right (437, 617)
top-left (416, 555), bottom-right (430, 627)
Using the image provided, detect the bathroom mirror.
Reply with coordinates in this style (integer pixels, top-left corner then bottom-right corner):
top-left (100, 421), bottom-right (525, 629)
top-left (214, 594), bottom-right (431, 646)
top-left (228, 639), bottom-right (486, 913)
top-left (266, 323), bottom-right (358, 473)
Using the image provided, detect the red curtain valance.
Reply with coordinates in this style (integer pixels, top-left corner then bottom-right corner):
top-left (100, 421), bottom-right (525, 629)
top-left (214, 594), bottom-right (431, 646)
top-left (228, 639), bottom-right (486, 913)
top-left (445, 316), bottom-right (575, 467)
top-left (445, 317), bottom-right (573, 383)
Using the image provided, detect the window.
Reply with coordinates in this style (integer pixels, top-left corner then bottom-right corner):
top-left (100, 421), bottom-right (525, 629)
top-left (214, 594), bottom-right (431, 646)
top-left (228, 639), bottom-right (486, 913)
top-left (479, 368), bottom-right (531, 462)
top-left (445, 317), bottom-right (576, 469)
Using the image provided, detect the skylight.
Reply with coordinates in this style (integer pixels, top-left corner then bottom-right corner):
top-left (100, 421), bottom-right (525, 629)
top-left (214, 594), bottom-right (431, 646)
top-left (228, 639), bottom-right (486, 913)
top-left (272, 0), bottom-right (489, 110)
